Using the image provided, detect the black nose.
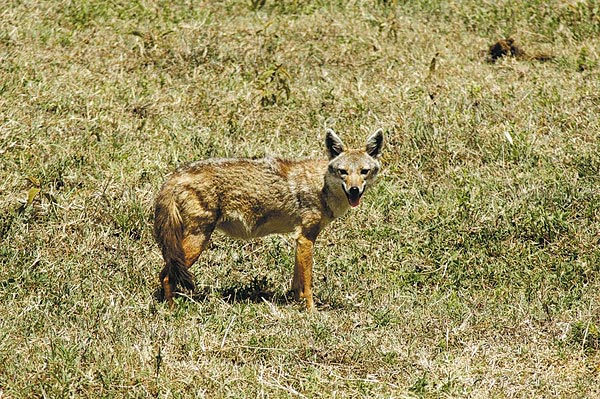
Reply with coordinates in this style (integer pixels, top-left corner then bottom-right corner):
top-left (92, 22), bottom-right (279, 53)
top-left (349, 186), bottom-right (360, 196)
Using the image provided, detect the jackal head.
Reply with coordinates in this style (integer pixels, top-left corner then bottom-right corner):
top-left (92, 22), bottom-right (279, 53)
top-left (325, 128), bottom-right (384, 208)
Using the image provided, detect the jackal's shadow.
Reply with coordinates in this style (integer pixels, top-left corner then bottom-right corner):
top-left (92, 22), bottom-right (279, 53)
top-left (154, 275), bottom-right (294, 305)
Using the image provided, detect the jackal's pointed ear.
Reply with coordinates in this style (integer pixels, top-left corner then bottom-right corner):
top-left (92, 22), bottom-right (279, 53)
top-left (325, 128), bottom-right (345, 159)
top-left (366, 128), bottom-right (384, 159)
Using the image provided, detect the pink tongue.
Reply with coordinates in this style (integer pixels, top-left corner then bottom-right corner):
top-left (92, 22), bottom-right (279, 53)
top-left (349, 197), bottom-right (361, 207)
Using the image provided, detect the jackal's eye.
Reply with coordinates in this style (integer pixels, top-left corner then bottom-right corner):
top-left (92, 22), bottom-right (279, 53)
top-left (360, 169), bottom-right (370, 175)
top-left (338, 169), bottom-right (348, 176)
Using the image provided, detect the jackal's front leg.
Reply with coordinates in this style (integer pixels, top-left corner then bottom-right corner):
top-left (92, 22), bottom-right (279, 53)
top-left (293, 232), bottom-right (316, 310)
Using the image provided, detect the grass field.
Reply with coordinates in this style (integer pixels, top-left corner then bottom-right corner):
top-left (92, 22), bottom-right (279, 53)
top-left (2, 0), bottom-right (600, 397)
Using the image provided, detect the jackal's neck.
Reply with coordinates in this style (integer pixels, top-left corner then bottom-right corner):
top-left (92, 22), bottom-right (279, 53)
top-left (321, 183), bottom-right (350, 220)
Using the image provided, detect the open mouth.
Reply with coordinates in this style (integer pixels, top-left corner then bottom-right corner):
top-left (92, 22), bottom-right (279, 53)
top-left (345, 190), bottom-right (363, 208)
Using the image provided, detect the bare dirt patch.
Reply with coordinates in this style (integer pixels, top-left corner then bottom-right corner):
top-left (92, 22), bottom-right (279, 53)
top-left (488, 38), bottom-right (554, 63)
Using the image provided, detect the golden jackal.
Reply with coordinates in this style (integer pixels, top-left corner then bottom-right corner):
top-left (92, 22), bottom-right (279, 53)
top-left (154, 128), bottom-right (384, 310)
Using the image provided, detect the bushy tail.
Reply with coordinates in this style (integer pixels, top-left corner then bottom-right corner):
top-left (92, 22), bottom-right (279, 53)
top-left (154, 189), bottom-right (195, 295)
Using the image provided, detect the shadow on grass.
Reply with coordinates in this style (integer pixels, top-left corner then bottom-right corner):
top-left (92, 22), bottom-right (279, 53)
top-left (152, 275), bottom-right (352, 310)
top-left (153, 275), bottom-right (295, 306)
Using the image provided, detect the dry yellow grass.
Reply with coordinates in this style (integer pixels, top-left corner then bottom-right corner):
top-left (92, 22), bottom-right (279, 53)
top-left (1, 0), bottom-right (600, 397)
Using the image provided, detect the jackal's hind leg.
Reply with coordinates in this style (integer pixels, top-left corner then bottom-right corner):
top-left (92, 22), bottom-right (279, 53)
top-left (160, 269), bottom-right (177, 309)
top-left (160, 230), bottom-right (212, 307)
